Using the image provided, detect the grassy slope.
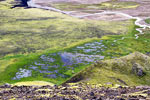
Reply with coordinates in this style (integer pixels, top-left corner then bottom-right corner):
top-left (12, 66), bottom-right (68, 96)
top-left (0, 0), bottom-right (133, 85)
top-left (0, 0), bottom-right (150, 86)
top-left (0, 0), bottom-right (130, 58)
top-left (65, 52), bottom-right (150, 86)
top-left (145, 18), bottom-right (150, 24)
top-left (1, 19), bottom-right (147, 85)
top-left (65, 27), bottom-right (150, 86)
top-left (52, 0), bottom-right (139, 11)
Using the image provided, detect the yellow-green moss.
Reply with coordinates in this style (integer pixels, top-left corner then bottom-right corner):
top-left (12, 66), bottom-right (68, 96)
top-left (51, 0), bottom-right (139, 11)
top-left (67, 52), bottom-right (150, 86)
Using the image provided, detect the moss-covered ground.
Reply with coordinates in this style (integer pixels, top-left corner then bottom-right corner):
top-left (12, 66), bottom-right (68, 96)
top-left (145, 18), bottom-right (150, 24)
top-left (69, 52), bottom-right (150, 86)
top-left (50, 0), bottom-right (139, 11)
top-left (0, 0), bottom-right (150, 86)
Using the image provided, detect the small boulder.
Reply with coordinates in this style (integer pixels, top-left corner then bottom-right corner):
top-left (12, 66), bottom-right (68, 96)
top-left (4, 83), bottom-right (11, 88)
top-left (90, 91), bottom-right (95, 96)
top-left (132, 63), bottom-right (145, 77)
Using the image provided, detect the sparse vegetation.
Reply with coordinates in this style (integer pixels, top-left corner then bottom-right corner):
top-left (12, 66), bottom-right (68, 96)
top-left (145, 18), bottom-right (150, 24)
top-left (51, 0), bottom-right (139, 11)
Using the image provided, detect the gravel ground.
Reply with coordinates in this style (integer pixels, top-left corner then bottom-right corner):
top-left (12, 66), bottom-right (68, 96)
top-left (1, 83), bottom-right (150, 99)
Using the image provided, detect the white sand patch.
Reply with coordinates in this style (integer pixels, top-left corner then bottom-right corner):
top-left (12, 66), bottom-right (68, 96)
top-left (33, 0), bottom-right (111, 4)
top-left (13, 81), bottom-right (54, 86)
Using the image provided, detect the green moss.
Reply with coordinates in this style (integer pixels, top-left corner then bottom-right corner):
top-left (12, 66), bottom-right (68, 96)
top-left (62, 21), bottom-right (150, 86)
top-left (0, 4), bottom-right (131, 58)
top-left (69, 52), bottom-right (150, 86)
top-left (51, 0), bottom-right (139, 11)
top-left (145, 18), bottom-right (150, 24)
top-left (0, 0), bottom-right (149, 86)
top-left (97, 1), bottom-right (139, 10)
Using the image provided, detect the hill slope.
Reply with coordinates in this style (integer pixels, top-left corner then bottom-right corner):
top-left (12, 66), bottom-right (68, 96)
top-left (65, 52), bottom-right (150, 86)
top-left (0, 0), bottom-right (150, 86)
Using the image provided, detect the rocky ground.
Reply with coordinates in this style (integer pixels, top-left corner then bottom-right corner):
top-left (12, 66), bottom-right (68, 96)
top-left (1, 83), bottom-right (150, 100)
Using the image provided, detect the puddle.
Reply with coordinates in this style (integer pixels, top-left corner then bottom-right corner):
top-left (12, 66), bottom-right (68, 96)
top-left (13, 38), bottom-right (131, 81)
top-left (45, 74), bottom-right (57, 78)
top-left (13, 40), bottom-right (108, 80)
top-left (12, 68), bottom-right (32, 80)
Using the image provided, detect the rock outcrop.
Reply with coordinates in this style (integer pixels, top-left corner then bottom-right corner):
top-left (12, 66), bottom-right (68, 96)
top-left (132, 63), bottom-right (145, 77)
top-left (12, 0), bottom-right (30, 8)
top-left (64, 52), bottom-right (150, 86)
top-left (0, 83), bottom-right (150, 99)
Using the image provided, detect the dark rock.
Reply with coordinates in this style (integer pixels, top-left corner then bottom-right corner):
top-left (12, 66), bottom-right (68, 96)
top-left (132, 63), bottom-right (145, 76)
top-left (92, 96), bottom-right (97, 99)
top-left (21, 0), bottom-right (29, 6)
top-left (117, 79), bottom-right (127, 86)
top-left (4, 83), bottom-right (11, 88)
top-left (96, 97), bottom-right (102, 100)
top-left (54, 85), bottom-right (58, 89)
top-left (42, 90), bottom-right (46, 94)
top-left (60, 98), bottom-right (69, 100)
top-left (90, 92), bottom-right (95, 96)
top-left (12, 0), bottom-right (30, 8)
top-left (115, 98), bottom-right (125, 100)
top-left (146, 52), bottom-right (150, 56)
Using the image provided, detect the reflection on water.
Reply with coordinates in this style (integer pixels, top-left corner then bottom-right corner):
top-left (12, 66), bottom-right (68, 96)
top-left (12, 68), bottom-right (32, 80)
top-left (13, 40), bottom-right (107, 80)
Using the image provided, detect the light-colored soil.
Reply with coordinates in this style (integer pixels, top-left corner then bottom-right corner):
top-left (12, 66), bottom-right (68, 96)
top-left (118, 0), bottom-right (150, 24)
top-left (73, 12), bottom-right (131, 21)
top-left (32, 0), bottom-right (150, 23)
top-left (33, 0), bottom-right (111, 4)
top-left (14, 81), bottom-right (54, 86)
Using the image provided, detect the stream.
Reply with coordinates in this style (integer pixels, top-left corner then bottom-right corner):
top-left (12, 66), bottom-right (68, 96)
top-left (12, 0), bottom-right (150, 80)
top-left (27, 0), bottom-right (150, 39)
